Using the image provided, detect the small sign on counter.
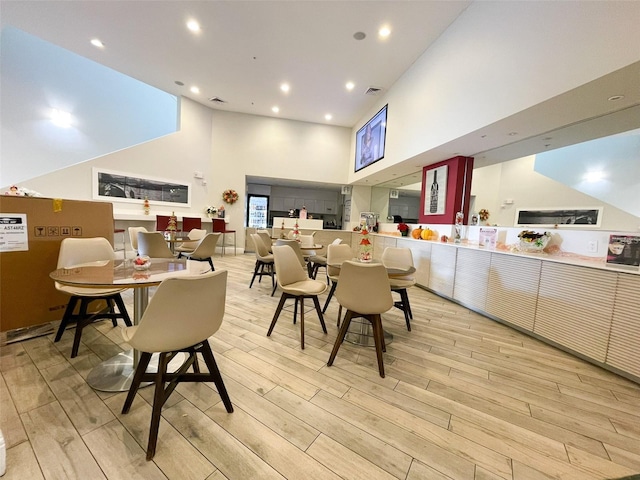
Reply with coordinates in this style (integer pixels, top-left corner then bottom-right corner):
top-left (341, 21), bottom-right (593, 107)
top-left (606, 234), bottom-right (640, 268)
top-left (479, 227), bottom-right (497, 249)
top-left (0, 213), bottom-right (29, 252)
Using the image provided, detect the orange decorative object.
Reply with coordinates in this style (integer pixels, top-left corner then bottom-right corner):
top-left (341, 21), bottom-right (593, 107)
top-left (420, 228), bottom-right (432, 240)
top-left (411, 226), bottom-right (423, 239)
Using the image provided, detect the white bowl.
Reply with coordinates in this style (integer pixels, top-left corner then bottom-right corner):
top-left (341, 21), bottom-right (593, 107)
top-left (519, 236), bottom-right (550, 252)
top-left (132, 257), bottom-right (151, 270)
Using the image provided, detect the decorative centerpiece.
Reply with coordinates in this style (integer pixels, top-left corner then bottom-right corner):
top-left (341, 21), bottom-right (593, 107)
top-left (292, 221), bottom-right (300, 241)
top-left (166, 212), bottom-right (178, 239)
top-left (222, 189), bottom-right (239, 204)
top-left (518, 230), bottom-right (551, 252)
top-left (143, 196), bottom-right (150, 215)
top-left (205, 205), bottom-right (217, 218)
top-left (358, 227), bottom-right (372, 262)
top-left (397, 223), bottom-right (409, 237)
top-left (133, 256), bottom-right (151, 271)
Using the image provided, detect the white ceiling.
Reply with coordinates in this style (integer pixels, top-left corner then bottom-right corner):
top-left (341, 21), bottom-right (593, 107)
top-left (0, 0), bottom-right (471, 128)
top-left (2, 0), bottom-right (639, 197)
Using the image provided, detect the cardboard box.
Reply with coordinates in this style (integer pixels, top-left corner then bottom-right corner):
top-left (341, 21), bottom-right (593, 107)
top-left (0, 196), bottom-right (114, 332)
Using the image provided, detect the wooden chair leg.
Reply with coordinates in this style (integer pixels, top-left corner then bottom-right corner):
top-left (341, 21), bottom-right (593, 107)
top-left (200, 341), bottom-right (233, 413)
top-left (327, 311), bottom-right (353, 366)
top-left (267, 293), bottom-right (289, 336)
top-left (312, 295), bottom-right (327, 333)
top-left (249, 260), bottom-right (261, 288)
top-left (71, 298), bottom-right (91, 358)
top-left (122, 352), bottom-right (153, 414)
top-left (54, 296), bottom-right (79, 342)
top-left (299, 296), bottom-right (305, 349)
top-left (146, 352), bottom-right (169, 460)
top-left (113, 294), bottom-right (132, 327)
top-left (322, 281), bottom-right (337, 313)
top-left (399, 289), bottom-right (412, 331)
top-left (370, 314), bottom-right (385, 378)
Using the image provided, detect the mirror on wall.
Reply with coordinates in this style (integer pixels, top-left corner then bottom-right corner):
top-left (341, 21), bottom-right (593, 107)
top-left (371, 172), bottom-right (422, 223)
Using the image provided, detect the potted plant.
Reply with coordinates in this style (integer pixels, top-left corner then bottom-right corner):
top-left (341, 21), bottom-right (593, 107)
top-left (397, 223), bottom-right (410, 237)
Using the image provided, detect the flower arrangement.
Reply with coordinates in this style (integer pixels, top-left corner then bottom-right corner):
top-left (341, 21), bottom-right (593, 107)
top-left (479, 209), bottom-right (490, 222)
top-left (358, 227), bottom-right (372, 262)
top-left (205, 205), bottom-right (218, 215)
top-left (222, 189), bottom-right (239, 204)
top-left (397, 223), bottom-right (409, 236)
top-left (518, 230), bottom-right (551, 252)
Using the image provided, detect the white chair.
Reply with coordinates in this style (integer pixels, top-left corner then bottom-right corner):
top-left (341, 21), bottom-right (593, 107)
top-left (309, 238), bottom-right (342, 281)
top-left (177, 233), bottom-right (220, 271)
top-left (249, 233), bottom-right (275, 294)
top-left (53, 237), bottom-right (132, 358)
top-left (256, 230), bottom-right (273, 253)
top-left (327, 261), bottom-right (393, 377)
top-left (322, 243), bottom-right (353, 322)
top-left (128, 226), bottom-right (148, 255)
top-left (174, 228), bottom-right (207, 255)
top-left (381, 247), bottom-right (416, 331)
top-left (267, 245), bottom-right (328, 349)
top-left (275, 239), bottom-right (306, 268)
top-left (137, 231), bottom-right (174, 258)
top-left (120, 270), bottom-right (233, 460)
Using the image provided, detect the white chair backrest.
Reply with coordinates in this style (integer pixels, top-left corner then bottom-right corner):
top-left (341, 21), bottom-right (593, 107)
top-left (287, 230), bottom-right (295, 240)
top-left (57, 237), bottom-right (115, 268)
top-left (137, 232), bottom-right (174, 258)
top-left (128, 226), bottom-right (148, 251)
top-left (275, 239), bottom-right (306, 268)
top-left (256, 231), bottom-right (273, 253)
top-left (299, 234), bottom-right (314, 247)
top-left (272, 245), bottom-right (307, 286)
top-left (126, 270), bottom-right (227, 353)
top-left (190, 233), bottom-right (221, 258)
top-left (381, 247), bottom-right (415, 280)
top-left (251, 233), bottom-right (271, 259)
top-left (326, 244), bottom-right (353, 277)
top-left (331, 238), bottom-right (342, 245)
top-left (335, 261), bottom-right (393, 315)
top-left (188, 228), bottom-right (207, 241)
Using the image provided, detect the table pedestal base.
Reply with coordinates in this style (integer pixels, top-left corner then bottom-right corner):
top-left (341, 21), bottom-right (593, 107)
top-left (86, 349), bottom-right (186, 392)
top-left (344, 317), bottom-right (393, 347)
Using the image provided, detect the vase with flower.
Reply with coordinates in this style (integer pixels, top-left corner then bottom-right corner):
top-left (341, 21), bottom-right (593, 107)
top-left (206, 205), bottom-right (217, 218)
top-left (397, 223), bottom-right (409, 237)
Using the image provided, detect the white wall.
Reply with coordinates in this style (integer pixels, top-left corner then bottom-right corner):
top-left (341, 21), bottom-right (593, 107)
top-left (472, 156), bottom-right (640, 231)
top-left (348, 1), bottom-right (640, 183)
top-left (22, 98), bottom-right (351, 247)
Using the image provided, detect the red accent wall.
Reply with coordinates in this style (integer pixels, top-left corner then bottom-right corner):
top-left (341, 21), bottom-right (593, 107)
top-left (419, 156), bottom-right (474, 224)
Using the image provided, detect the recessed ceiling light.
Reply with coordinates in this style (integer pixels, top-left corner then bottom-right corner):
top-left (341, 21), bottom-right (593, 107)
top-left (345, 82), bottom-right (355, 91)
top-left (272, 106), bottom-right (279, 113)
top-left (608, 95), bottom-right (624, 101)
top-left (90, 38), bottom-right (104, 48)
top-left (353, 32), bottom-right (366, 40)
top-left (186, 20), bottom-right (200, 32)
top-left (50, 108), bottom-right (72, 128)
top-left (190, 86), bottom-right (200, 94)
top-left (324, 114), bottom-right (332, 121)
top-left (379, 26), bottom-right (391, 38)
top-left (584, 171), bottom-right (605, 182)
top-left (280, 83), bottom-right (290, 93)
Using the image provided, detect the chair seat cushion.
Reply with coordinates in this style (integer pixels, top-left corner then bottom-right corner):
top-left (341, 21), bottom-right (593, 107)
top-left (309, 255), bottom-right (326, 265)
top-left (281, 279), bottom-right (327, 296)
top-left (121, 325), bottom-right (138, 344)
top-left (258, 254), bottom-right (274, 262)
top-left (56, 284), bottom-right (127, 297)
top-left (389, 278), bottom-right (416, 289)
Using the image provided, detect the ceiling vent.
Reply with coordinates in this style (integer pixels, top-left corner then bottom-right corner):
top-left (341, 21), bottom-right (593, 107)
top-left (208, 97), bottom-right (227, 103)
top-left (365, 86), bottom-right (383, 96)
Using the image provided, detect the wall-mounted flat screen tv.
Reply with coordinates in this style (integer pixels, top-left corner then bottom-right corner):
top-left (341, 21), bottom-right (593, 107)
top-left (355, 104), bottom-right (387, 172)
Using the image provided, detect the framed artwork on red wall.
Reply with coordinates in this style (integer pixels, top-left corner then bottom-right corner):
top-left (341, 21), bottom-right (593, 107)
top-left (423, 165), bottom-right (448, 215)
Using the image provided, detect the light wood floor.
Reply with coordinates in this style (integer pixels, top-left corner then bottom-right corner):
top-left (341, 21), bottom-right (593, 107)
top-left (2, 254), bottom-right (640, 480)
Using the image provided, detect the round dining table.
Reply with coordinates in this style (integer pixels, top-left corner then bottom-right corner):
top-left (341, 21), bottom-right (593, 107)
top-left (327, 259), bottom-right (416, 347)
top-left (50, 258), bottom-right (209, 391)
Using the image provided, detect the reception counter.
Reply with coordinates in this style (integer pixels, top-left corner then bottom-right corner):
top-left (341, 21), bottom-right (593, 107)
top-left (272, 217), bottom-right (324, 230)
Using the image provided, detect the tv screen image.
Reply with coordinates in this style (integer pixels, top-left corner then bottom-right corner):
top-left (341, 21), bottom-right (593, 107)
top-left (355, 104), bottom-right (387, 172)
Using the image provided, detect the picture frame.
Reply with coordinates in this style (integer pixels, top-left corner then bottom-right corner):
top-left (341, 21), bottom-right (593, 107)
top-left (92, 168), bottom-right (191, 207)
top-left (354, 104), bottom-right (388, 172)
top-left (515, 207), bottom-right (602, 227)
